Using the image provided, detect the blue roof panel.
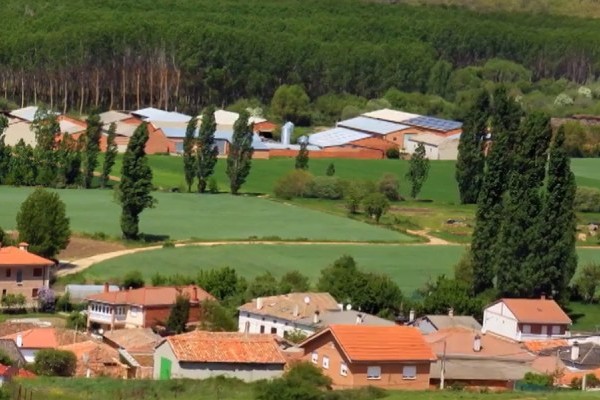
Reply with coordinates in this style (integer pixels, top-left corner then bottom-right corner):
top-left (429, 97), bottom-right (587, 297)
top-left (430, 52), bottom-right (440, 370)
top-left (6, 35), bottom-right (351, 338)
top-left (404, 116), bottom-right (462, 132)
top-left (337, 117), bottom-right (409, 135)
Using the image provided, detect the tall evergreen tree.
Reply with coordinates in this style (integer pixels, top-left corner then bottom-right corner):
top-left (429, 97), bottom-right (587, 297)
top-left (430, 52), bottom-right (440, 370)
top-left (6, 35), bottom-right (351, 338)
top-left (101, 122), bottom-right (117, 188)
top-left (8, 140), bottom-right (36, 186)
top-left (536, 126), bottom-right (577, 301)
top-left (31, 107), bottom-right (59, 186)
top-left (226, 111), bottom-right (254, 195)
top-left (183, 116), bottom-right (197, 192)
top-left (470, 88), bottom-right (523, 294)
top-left (406, 142), bottom-right (430, 199)
top-left (455, 90), bottom-right (489, 204)
top-left (118, 123), bottom-right (155, 240)
top-left (295, 138), bottom-right (309, 170)
top-left (495, 113), bottom-right (551, 297)
top-left (0, 116), bottom-right (10, 184)
top-left (81, 110), bottom-right (103, 188)
top-left (197, 106), bottom-right (219, 193)
top-left (166, 294), bottom-right (190, 334)
top-left (56, 134), bottom-right (82, 186)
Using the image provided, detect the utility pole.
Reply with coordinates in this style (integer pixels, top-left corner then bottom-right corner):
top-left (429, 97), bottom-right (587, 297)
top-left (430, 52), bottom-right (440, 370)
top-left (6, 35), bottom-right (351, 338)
top-left (440, 340), bottom-right (446, 390)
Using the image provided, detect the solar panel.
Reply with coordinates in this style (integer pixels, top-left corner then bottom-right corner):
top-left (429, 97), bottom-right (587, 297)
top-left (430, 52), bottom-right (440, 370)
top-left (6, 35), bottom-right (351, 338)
top-left (404, 116), bottom-right (462, 132)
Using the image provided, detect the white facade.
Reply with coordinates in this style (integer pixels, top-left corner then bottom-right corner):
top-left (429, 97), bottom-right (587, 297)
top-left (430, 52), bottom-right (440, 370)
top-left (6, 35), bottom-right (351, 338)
top-left (238, 311), bottom-right (313, 338)
top-left (405, 134), bottom-right (460, 160)
top-left (482, 302), bottom-right (520, 341)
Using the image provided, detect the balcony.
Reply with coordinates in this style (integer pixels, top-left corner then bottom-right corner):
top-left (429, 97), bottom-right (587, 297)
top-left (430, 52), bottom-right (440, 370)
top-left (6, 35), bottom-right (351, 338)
top-left (517, 331), bottom-right (571, 341)
top-left (88, 311), bottom-right (127, 325)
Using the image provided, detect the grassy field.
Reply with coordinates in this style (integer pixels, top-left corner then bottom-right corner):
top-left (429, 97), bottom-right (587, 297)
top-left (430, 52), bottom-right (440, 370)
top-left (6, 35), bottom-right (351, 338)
top-left (0, 187), bottom-right (410, 242)
top-left (567, 302), bottom-right (600, 333)
top-left (81, 245), bottom-right (600, 296)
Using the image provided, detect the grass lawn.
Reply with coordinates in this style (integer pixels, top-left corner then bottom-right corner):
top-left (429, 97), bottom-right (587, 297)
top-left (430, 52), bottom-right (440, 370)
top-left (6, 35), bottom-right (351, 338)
top-left (80, 245), bottom-right (600, 296)
top-left (568, 302), bottom-right (600, 332)
top-left (0, 187), bottom-right (410, 242)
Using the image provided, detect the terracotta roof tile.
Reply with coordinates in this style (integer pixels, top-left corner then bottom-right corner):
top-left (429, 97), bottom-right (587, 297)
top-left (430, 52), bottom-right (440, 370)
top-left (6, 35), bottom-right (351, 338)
top-left (499, 298), bottom-right (572, 324)
top-left (59, 340), bottom-right (119, 365)
top-left (524, 339), bottom-right (569, 353)
top-left (238, 292), bottom-right (339, 321)
top-left (305, 325), bottom-right (436, 362)
top-left (103, 328), bottom-right (161, 353)
top-left (16, 368), bottom-right (36, 378)
top-left (165, 331), bottom-right (286, 364)
top-left (1, 328), bottom-right (86, 349)
top-left (87, 285), bottom-right (214, 307)
top-left (0, 246), bottom-right (54, 266)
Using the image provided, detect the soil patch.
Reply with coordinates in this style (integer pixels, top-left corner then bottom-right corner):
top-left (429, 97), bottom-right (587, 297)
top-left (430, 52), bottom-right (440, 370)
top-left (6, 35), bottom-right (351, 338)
top-left (390, 207), bottom-right (433, 214)
top-left (58, 236), bottom-right (127, 261)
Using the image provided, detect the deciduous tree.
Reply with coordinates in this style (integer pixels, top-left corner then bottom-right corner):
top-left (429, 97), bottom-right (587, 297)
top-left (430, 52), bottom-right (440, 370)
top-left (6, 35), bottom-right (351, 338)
top-left (101, 122), bottom-right (117, 188)
top-left (166, 294), bottom-right (190, 334)
top-left (226, 111), bottom-right (253, 195)
top-left (406, 142), bottom-right (429, 199)
top-left (81, 110), bottom-right (103, 188)
top-left (34, 349), bottom-right (76, 377)
top-left (363, 192), bottom-right (389, 223)
top-left (197, 106), bottom-right (219, 193)
top-left (295, 139), bottom-right (309, 170)
top-left (183, 116), bottom-right (197, 192)
top-left (271, 84), bottom-right (310, 125)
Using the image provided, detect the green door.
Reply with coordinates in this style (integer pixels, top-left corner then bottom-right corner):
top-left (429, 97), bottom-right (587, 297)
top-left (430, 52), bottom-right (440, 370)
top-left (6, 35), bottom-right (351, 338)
top-left (159, 357), bottom-right (172, 380)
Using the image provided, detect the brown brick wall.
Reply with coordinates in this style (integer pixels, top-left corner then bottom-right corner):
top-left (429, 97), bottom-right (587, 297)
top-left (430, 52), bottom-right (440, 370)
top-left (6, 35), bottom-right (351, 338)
top-left (0, 265), bottom-right (49, 302)
top-left (143, 303), bottom-right (201, 328)
top-left (269, 148), bottom-right (383, 160)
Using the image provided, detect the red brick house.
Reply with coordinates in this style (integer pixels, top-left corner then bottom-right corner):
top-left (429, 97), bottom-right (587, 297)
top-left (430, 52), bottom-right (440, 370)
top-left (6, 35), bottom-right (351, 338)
top-left (86, 285), bottom-right (214, 331)
top-left (0, 243), bottom-right (53, 303)
top-left (299, 325), bottom-right (436, 390)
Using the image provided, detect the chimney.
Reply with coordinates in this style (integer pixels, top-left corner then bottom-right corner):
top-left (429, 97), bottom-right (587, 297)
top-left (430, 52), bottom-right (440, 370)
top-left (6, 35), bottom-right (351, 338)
top-left (18, 242), bottom-right (29, 252)
top-left (571, 342), bottom-right (580, 361)
top-left (356, 313), bottom-right (363, 325)
top-left (103, 282), bottom-right (109, 293)
top-left (313, 310), bottom-right (320, 324)
top-left (293, 304), bottom-right (299, 317)
top-left (540, 293), bottom-right (546, 300)
top-left (192, 286), bottom-right (198, 302)
top-left (448, 307), bottom-right (454, 317)
top-left (256, 297), bottom-right (263, 310)
top-left (409, 309), bottom-right (415, 322)
top-left (16, 335), bottom-right (23, 348)
top-left (473, 334), bottom-right (482, 352)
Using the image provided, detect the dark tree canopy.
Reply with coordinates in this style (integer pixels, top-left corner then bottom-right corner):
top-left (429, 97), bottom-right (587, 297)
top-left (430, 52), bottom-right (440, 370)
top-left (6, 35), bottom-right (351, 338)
top-left (183, 116), bottom-right (197, 192)
top-left (101, 122), bottom-right (118, 188)
top-left (226, 111), bottom-right (254, 195)
top-left (406, 142), bottom-right (430, 199)
top-left (81, 110), bottom-right (103, 188)
top-left (197, 106), bottom-right (219, 193)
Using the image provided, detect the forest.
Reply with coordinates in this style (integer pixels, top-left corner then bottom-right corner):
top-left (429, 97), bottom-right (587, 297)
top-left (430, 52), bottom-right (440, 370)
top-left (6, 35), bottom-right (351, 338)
top-left (1, 0), bottom-right (600, 117)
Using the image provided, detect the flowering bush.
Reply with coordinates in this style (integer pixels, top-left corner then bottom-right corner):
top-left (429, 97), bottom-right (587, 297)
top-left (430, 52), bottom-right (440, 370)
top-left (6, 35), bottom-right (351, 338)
top-left (37, 288), bottom-right (56, 313)
top-left (554, 93), bottom-right (574, 106)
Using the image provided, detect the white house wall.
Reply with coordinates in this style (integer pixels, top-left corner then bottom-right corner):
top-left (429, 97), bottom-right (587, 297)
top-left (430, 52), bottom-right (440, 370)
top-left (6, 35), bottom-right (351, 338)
top-left (238, 312), bottom-right (314, 338)
top-left (482, 302), bottom-right (519, 341)
top-left (438, 140), bottom-right (459, 160)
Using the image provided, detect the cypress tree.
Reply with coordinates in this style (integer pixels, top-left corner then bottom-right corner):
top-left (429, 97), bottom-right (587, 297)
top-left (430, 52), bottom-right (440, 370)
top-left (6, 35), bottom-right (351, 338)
top-left (0, 116), bottom-right (10, 184)
top-left (166, 294), bottom-right (190, 334)
top-left (31, 107), bottom-right (59, 186)
top-left (183, 116), bottom-right (197, 192)
top-left (406, 142), bottom-right (430, 199)
top-left (56, 133), bottom-right (82, 186)
top-left (536, 126), bottom-right (577, 301)
top-left (119, 123), bottom-right (155, 240)
top-left (8, 140), bottom-right (36, 186)
top-left (295, 139), bottom-right (309, 170)
top-left (81, 110), bottom-right (103, 188)
top-left (455, 90), bottom-right (489, 204)
top-left (226, 111), bottom-right (254, 195)
top-left (197, 106), bottom-right (219, 193)
top-left (101, 122), bottom-right (118, 188)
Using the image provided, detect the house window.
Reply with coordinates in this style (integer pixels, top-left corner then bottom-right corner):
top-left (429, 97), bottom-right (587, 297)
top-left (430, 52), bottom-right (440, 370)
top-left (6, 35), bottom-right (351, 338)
top-left (16, 270), bottom-right (22, 285)
top-left (1, 290), bottom-right (6, 297)
top-left (340, 362), bottom-right (348, 377)
top-left (32, 288), bottom-right (39, 298)
top-left (270, 327), bottom-right (277, 334)
top-left (522, 324), bottom-right (531, 334)
top-left (322, 356), bottom-right (329, 369)
top-left (5, 269), bottom-right (11, 278)
top-left (552, 325), bottom-right (561, 335)
top-left (402, 365), bottom-right (417, 380)
top-left (260, 325), bottom-right (265, 334)
top-left (33, 268), bottom-right (43, 278)
top-left (311, 352), bottom-right (318, 364)
top-left (367, 366), bottom-right (381, 380)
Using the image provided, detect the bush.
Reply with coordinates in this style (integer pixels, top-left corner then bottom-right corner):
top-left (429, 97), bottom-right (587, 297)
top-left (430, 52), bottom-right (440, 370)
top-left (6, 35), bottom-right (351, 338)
top-left (66, 311), bottom-right (86, 330)
top-left (122, 270), bottom-right (145, 289)
top-left (37, 288), bottom-right (56, 313)
top-left (273, 170), bottom-right (314, 200)
top-left (56, 292), bottom-right (72, 313)
top-left (307, 176), bottom-right (344, 200)
top-left (378, 173), bottom-right (400, 201)
top-left (363, 193), bottom-right (390, 223)
top-left (574, 187), bottom-right (600, 212)
top-left (522, 372), bottom-right (554, 388)
top-left (386, 147), bottom-right (400, 159)
top-left (34, 349), bottom-right (77, 376)
top-left (208, 177), bottom-right (219, 194)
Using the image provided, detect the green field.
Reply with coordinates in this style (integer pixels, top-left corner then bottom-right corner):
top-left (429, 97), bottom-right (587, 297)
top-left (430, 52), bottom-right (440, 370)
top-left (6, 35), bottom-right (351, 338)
top-left (0, 187), bottom-right (410, 242)
top-left (83, 244), bottom-right (600, 296)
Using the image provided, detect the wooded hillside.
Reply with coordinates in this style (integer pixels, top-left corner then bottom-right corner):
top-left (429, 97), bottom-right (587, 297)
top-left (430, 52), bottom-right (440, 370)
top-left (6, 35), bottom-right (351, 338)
top-left (1, 0), bottom-right (600, 113)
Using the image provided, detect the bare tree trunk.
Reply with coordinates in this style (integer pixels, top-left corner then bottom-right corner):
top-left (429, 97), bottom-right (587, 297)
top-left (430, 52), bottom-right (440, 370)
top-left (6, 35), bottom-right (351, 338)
top-left (174, 64), bottom-right (181, 112)
top-left (79, 77), bottom-right (85, 115)
top-left (95, 68), bottom-right (100, 107)
top-left (136, 67), bottom-right (141, 110)
top-left (149, 64), bottom-right (154, 107)
top-left (33, 74), bottom-right (37, 105)
top-left (49, 79), bottom-right (54, 109)
top-left (121, 63), bottom-right (126, 111)
top-left (164, 67), bottom-right (169, 110)
top-left (20, 70), bottom-right (25, 108)
top-left (63, 79), bottom-right (68, 114)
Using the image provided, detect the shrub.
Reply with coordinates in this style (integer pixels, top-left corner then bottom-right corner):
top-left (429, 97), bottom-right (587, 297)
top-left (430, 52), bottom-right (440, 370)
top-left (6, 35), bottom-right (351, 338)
top-left (208, 177), bottom-right (219, 194)
top-left (0, 350), bottom-right (13, 367)
top-left (386, 147), bottom-right (400, 159)
top-left (66, 311), bottom-right (86, 330)
top-left (122, 270), bottom-right (145, 289)
top-left (307, 176), bottom-right (344, 200)
top-left (273, 170), bottom-right (313, 200)
top-left (378, 173), bottom-right (400, 201)
top-left (363, 193), bottom-right (390, 223)
top-left (34, 349), bottom-right (77, 376)
top-left (522, 372), bottom-right (554, 388)
top-left (163, 240), bottom-right (175, 248)
top-left (37, 288), bottom-right (56, 313)
top-left (574, 187), bottom-right (600, 212)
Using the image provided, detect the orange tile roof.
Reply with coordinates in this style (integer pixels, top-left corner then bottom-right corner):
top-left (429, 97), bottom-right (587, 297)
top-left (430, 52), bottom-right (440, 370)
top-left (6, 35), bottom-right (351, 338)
top-left (165, 331), bottom-right (286, 364)
top-left (425, 327), bottom-right (534, 361)
top-left (103, 328), bottom-right (161, 353)
top-left (238, 292), bottom-right (340, 321)
top-left (305, 325), bottom-right (436, 362)
top-left (2, 328), bottom-right (59, 348)
top-left (0, 246), bottom-right (54, 267)
top-left (16, 368), bottom-right (36, 378)
top-left (498, 298), bottom-right (572, 324)
top-left (59, 340), bottom-right (119, 365)
top-left (87, 285), bottom-right (214, 307)
top-left (524, 339), bottom-right (569, 353)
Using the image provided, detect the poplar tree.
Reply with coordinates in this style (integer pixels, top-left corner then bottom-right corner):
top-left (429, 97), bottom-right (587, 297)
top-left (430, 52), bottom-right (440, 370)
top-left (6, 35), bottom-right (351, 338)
top-left (101, 122), bottom-right (117, 188)
top-left (197, 106), bottom-right (219, 193)
top-left (406, 142), bottom-right (429, 199)
top-left (183, 116), bottom-right (197, 192)
top-left (455, 90), bottom-right (489, 204)
top-left (56, 133), bottom-right (82, 186)
top-left (295, 139), bottom-right (309, 170)
top-left (119, 123), bottom-right (155, 240)
top-left (31, 106), bottom-right (59, 186)
top-left (81, 110), bottom-right (103, 188)
top-left (0, 116), bottom-right (10, 184)
top-left (226, 111), bottom-right (254, 195)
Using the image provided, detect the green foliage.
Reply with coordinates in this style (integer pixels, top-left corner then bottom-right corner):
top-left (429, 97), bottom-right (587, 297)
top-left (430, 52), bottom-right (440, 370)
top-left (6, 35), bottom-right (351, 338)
top-left (208, 176), bottom-right (219, 194)
top-left (363, 193), bottom-right (389, 223)
top-left (378, 173), bottom-right (400, 201)
top-left (385, 147), bottom-right (400, 159)
top-left (81, 111), bottom-right (103, 188)
top-left (34, 349), bottom-right (77, 377)
top-left (307, 176), bottom-right (344, 200)
top-left (7, 140), bottom-right (36, 186)
top-left (66, 311), bottom-right (87, 330)
top-left (406, 143), bottom-right (430, 199)
top-left (295, 140), bottom-right (309, 170)
top-left (325, 163), bottom-right (335, 176)
top-left (0, 133), bottom-right (11, 185)
top-left (481, 58), bottom-right (532, 84)
top-left (55, 292), bottom-right (72, 312)
top-left (453, 252), bottom-right (474, 288)
top-left (56, 134), bottom-right (82, 187)
top-left (16, 188), bottom-right (70, 258)
top-left (196, 267), bottom-right (241, 301)
top-left (0, 349), bottom-right (13, 367)
top-left (166, 294), bottom-right (190, 334)
top-left (313, 93), bottom-right (366, 124)
top-left (122, 270), bottom-right (145, 289)
top-left (101, 122), bottom-right (118, 188)
top-left (255, 362), bottom-right (331, 400)
top-left (522, 372), bottom-right (554, 388)
top-left (427, 60), bottom-right (453, 97)
top-left (247, 272), bottom-right (278, 298)
top-left (271, 85), bottom-right (310, 125)
top-left (343, 181), bottom-right (374, 215)
top-left (197, 106), bottom-right (219, 193)
top-left (274, 170), bottom-right (313, 200)
top-left (226, 111), bottom-right (254, 195)
top-left (419, 276), bottom-right (484, 318)
top-left (283, 329), bottom-right (308, 344)
top-left (574, 187), bottom-right (600, 212)
top-left (0, 293), bottom-right (25, 312)
top-left (279, 271), bottom-right (311, 293)
top-left (183, 116), bottom-right (197, 192)
top-left (118, 123), bottom-right (155, 240)
top-left (198, 300), bottom-right (237, 332)
top-left (574, 263), bottom-right (600, 303)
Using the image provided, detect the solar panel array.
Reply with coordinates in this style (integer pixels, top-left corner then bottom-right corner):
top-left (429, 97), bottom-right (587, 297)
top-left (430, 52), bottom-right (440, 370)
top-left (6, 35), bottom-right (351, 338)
top-left (308, 127), bottom-right (371, 147)
top-left (337, 116), bottom-right (410, 135)
top-left (404, 116), bottom-right (462, 132)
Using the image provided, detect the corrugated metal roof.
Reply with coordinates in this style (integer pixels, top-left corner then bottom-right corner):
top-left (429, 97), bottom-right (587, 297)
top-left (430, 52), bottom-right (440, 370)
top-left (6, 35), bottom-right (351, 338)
top-left (132, 107), bottom-right (191, 123)
top-left (408, 133), bottom-right (450, 147)
top-left (362, 108), bottom-right (421, 123)
top-left (161, 127), bottom-right (196, 139)
top-left (213, 110), bottom-right (266, 126)
top-left (9, 106), bottom-right (40, 122)
top-left (264, 142), bottom-right (321, 151)
top-left (214, 130), bottom-right (269, 150)
top-left (100, 111), bottom-right (131, 125)
top-left (59, 120), bottom-right (85, 134)
top-left (404, 116), bottom-right (462, 132)
top-left (308, 127), bottom-right (371, 148)
top-left (337, 116), bottom-right (409, 135)
top-left (66, 284), bottom-right (120, 302)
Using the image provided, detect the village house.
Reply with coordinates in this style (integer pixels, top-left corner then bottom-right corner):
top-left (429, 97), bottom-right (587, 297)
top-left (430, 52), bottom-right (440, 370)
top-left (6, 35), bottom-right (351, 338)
top-left (154, 331), bottom-right (286, 381)
top-left (58, 340), bottom-right (127, 378)
top-left (103, 328), bottom-right (162, 379)
top-left (1, 327), bottom-right (87, 363)
top-left (299, 325), bottom-right (436, 389)
top-left (482, 297), bottom-right (572, 342)
top-left (0, 243), bottom-right (53, 304)
top-left (405, 133), bottom-right (461, 160)
top-left (409, 312), bottom-right (482, 335)
top-left (86, 284), bottom-right (215, 331)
